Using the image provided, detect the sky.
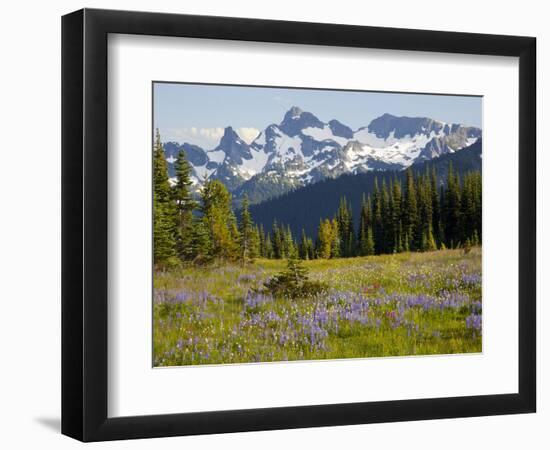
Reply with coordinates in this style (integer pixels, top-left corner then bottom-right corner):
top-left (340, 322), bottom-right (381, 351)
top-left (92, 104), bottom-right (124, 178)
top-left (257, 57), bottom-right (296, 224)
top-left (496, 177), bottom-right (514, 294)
top-left (153, 82), bottom-right (482, 149)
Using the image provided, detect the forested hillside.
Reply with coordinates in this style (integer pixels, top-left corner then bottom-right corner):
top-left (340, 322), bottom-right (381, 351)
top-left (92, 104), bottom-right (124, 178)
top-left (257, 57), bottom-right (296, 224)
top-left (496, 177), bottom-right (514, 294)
top-left (249, 139), bottom-right (481, 239)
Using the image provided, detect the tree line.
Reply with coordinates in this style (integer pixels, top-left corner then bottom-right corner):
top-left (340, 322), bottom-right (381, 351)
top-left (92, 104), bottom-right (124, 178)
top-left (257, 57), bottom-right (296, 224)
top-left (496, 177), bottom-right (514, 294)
top-left (153, 130), bottom-right (481, 267)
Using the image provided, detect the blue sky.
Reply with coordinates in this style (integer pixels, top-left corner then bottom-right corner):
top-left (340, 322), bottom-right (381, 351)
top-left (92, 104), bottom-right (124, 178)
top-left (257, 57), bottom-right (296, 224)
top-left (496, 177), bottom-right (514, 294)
top-left (154, 82), bottom-right (482, 149)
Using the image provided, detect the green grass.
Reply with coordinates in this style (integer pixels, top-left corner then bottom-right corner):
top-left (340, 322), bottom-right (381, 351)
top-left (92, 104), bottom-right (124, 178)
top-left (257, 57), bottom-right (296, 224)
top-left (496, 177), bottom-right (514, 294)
top-left (154, 248), bottom-right (482, 366)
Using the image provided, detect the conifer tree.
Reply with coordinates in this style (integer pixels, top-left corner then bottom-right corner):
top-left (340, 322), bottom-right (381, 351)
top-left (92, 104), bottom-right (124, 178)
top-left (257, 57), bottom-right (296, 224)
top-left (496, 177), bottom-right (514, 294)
top-left (330, 218), bottom-right (340, 258)
top-left (443, 163), bottom-right (462, 248)
top-left (381, 179), bottom-right (392, 253)
top-left (372, 178), bottom-right (384, 254)
top-left (284, 225), bottom-right (296, 258)
top-left (392, 177), bottom-right (402, 253)
top-left (403, 168), bottom-right (418, 251)
top-left (430, 166), bottom-right (442, 247)
top-left (250, 225), bottom-right (261, 260)
top-left (153, 129), bottom-right (177, 266)
top-left (173, 150), bottom-right (198, 260)
top-left (417, 170), bottom-right (433, 251)
top-left (336, 197), bottom-right (354, 257)
top-left (200, 179), bottom-right (239, 260)
top-left (365, 225), bottom-right (375, 256)
top-left (271, 220), bottom-right (283, 259)
top-left (425, 224), bottom-right (437, 251)
top-left (258, 223), bottom-right (266, 258)
top-left (358, 194), bottom-right (372, 256)
top-left (306, 236), bottom-right (315, 260)
top-left (238, 195), bottom-right (254, 265)
top-left (265, 233), bottom-right (274, 259)
top-left (317, 218), bottom-right (339, 259)
top-left (299, 229), bottom-right (309, 260)
top-left (190, 215), bottom-right (212, 263)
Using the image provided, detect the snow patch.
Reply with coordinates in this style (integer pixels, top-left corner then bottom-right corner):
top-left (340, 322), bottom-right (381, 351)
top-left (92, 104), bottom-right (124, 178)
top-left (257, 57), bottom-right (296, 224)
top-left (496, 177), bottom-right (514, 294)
top-left (237, 147), bottom-right (270, 179)
top-left (302, 126), bottom-right (349, 146)
top-left (207, 149), bottom-right (225, 163)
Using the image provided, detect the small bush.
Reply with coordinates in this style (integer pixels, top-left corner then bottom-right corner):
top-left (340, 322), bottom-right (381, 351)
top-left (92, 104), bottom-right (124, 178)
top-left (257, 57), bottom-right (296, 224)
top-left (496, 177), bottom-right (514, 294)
top-left (263, 257), bottom-right (327, 299)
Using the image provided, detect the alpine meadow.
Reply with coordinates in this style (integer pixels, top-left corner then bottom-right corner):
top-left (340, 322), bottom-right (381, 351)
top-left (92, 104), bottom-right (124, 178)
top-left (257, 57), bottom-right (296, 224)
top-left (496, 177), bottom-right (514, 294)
top-left (153, 83), bottom-right (482, 367)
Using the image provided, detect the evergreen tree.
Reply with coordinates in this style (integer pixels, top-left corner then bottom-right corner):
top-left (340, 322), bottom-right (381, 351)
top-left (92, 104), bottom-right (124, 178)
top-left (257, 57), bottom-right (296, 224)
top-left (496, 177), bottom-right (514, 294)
top-left (153, 129), bottom-right (177, 266)
top-left (238, 194), bottom-right (254, 265)
top-left (365, 225), bottom-right (375, 256)
top-left (403, 168), bottom-right (418, 251)
top-left (372, 178), bottom-right (384, 254)
top-left (299, 229), bottom-right (309, 260)
top-left (381, 179), bottom-right (392, 253)
top-left (430, 166), bottom-right (442, 247)
top-left (357, 194), bottom-right (373, 256)
top-left (284, 225), bottom-right (296, 258)
top-left (200, 179), bottom-right (239, 260)
top-left (258, 224), bottom-right (266, 258)
top-left (425, 224), bottom-right (437, 251)
top-left (317, 218), bottom-right (339, 259)
top-left (417, 170), bottom-right (433, 251)
top-left (250, 225), bottom-right (261, 260)
top-left (173, 150), bottom-right (198, 260)
top-left (264, 233), bottom-right (274, 259)
top-left (330, 218), bottom-right (340, 258)
top-left (474, 171), bottom-right (482, 244)
top-left (336, 197), bottom-right (355, 257)
top-left (306, 237), bottom-right (315, 260)
top-left (271, 220), bottom-right (283, 259)
top-left (392, 178), bottom-right (403, 253)
top-left (190, 216), bottom-right (212, 263)
top-left (443, 163), bottom-right (462, 248)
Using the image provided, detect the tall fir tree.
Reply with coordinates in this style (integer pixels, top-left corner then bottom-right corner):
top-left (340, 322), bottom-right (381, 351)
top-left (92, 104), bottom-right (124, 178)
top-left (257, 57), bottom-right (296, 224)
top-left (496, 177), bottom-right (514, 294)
top-left (391, 177), bottom-right (403, 253)
top-left (381, 179), bottom-right (393, 253)
top-left (443, 162), bottom-right (462, 248)
top-left (238, 194), bottom-right (254, 265)
top-left (430, 165), bottom-right (442, 247)
top-left (153, 129), bottom-right (177, 266)
top-left (336, 197), bottom-right (355, 257)
top-left (190, 215), bottom-right (212, 263)
top-left (271, 220), bottom-right (283, 259)
top-left (200, 179), bottom-right (239, 260)
top-left (417, 170), bottom-right (433, 251)
top-left (258, 223), bottom-right (266, 258)
top-left (357, 194), bottom-right (370, 255)
top-left (372, 178), bottom-right (384, 254)
top-left (403, 168), bottom-right (418, 251)
top-left (173, 150), bottom-right (198, 260)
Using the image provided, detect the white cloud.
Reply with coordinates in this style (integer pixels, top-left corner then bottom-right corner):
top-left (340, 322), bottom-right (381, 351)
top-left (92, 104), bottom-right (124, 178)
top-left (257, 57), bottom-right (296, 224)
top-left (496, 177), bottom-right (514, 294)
top-left (161, 127), bottom-right (225, 148)
top-left (236, 127), bottom-right (261, 144)
top-left (160, 126), bottom-right (260, 148)
top-left (198, 127), bottom-right (225, 142)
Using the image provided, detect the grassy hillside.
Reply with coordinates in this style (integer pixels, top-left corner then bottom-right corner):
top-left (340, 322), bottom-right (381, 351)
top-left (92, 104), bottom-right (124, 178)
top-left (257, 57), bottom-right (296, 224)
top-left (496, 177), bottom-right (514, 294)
top-left (154, 248), bottom-right (482, 366)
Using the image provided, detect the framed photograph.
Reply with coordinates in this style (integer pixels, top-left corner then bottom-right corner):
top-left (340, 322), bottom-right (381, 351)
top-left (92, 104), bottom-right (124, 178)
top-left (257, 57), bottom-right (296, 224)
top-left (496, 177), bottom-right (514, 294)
top-left (62, 8), bottom-right (536, 442)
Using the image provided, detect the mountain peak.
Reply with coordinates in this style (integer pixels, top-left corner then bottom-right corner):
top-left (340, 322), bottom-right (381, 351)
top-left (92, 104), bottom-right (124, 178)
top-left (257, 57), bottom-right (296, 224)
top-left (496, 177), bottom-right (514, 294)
top-left (163, 107), bottom-right (481, 206)
top-left (215, 126), bottom-right (252, 167)
top-left (283, 106), bottom-right (304, 121)
top-left (368, 113), bottom-right (445, 139)
top-left (223, 126), bottom-right (238, 138)
top-left (279, 107), bottom-right (324, 136)
top-left (328, 119), bottom-right (354, 139)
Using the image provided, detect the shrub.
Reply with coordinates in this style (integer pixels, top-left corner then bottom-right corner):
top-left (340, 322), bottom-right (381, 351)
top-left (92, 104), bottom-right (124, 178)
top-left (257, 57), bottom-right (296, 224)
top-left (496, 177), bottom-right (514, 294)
top-left (263, 257), bottom-right (327, 299)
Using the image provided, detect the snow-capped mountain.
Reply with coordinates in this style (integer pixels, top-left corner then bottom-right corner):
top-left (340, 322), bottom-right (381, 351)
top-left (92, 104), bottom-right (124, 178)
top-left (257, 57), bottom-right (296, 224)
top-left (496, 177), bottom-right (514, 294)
top-left (163, 106), bottom-right (481, 204)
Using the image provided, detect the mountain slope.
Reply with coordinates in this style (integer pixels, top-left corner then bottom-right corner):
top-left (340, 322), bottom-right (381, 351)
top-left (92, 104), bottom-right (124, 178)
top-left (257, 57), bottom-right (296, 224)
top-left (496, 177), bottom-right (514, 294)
top-left (163, 107), bottom-right (481, 204)
top-left (248, 139), bottom-right (482, 239)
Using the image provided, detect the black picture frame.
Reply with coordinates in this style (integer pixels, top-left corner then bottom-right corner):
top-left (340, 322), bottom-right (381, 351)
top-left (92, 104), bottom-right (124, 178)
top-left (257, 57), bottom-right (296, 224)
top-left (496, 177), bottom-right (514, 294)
top-left (61, 8), bottom-right (536, 442)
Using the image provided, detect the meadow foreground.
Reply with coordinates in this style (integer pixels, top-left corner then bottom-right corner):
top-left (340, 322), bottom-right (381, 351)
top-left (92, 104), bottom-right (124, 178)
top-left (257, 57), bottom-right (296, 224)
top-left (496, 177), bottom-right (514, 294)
top-left (153, 248), bottom-right (482, 366)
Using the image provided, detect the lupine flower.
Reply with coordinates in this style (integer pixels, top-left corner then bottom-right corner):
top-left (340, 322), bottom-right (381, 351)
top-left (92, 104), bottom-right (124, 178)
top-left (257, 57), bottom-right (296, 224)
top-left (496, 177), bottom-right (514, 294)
top-left (466, 313), bottom-right (482, 331)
